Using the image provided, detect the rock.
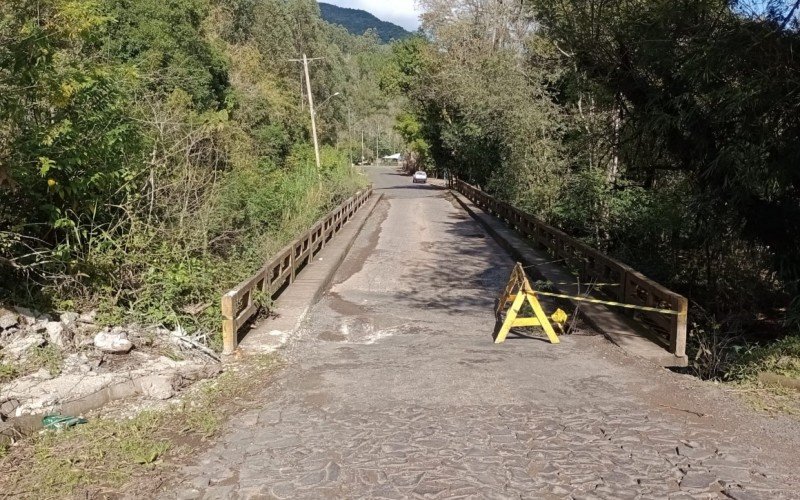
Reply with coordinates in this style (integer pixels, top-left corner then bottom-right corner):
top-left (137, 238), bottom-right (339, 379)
top-left (46, 321), bottom-right (71, 348)
top-left (33, 367), bottom-right (53, 380)
top-left (0, 312), bottom-right (18, 330)
top-left (30, 321), bottom-right (48, 333)
top-left (179, 364), bottom-right (224, 382)
top-left (138, 374), bottom-right (177, 400)
top-left (60, 312), bottom-right (79, 326)
top-left (2, 334), bottom-right (46, 361)
top-left (0, 326), bottom-right (18, 341)
top-left (0, 398), bottom-right (21, 420)
top-left (16, 393), bottom-right (59, 416)
top-left (93, 330), bottom-right (133, 354)
top-left (62, 353), bottom-right (93, 374)
top-left (78, 310), bottom-right (97, 324)
top-left (12, 306), bottom-right (38, 325)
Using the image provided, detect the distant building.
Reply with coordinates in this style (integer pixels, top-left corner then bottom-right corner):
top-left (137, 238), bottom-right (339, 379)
top-left (381, 153), bottom-right (403, 165)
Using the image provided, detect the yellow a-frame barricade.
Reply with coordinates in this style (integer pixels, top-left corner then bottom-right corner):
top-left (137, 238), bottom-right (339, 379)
top-left (495, 263), bottom-right (562, 344)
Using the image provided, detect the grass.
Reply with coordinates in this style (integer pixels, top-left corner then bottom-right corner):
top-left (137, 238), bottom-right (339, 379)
top-left (735, 383), bottom-right (800, 416)
top-left (0, 362), bottom-right (18, 383)
top-left (25, 345), bottom-right (64, 377)
top-left (0, 345), bottom-right (64, 385)
top-left (724, 334), bottom-right (800, 417)
top-left (731, 335), bottom-right (800, 380)
top-left (687, 313), bottom-right (800, 417)
top-left (17, 412), bottom-right (168, 493)
top-left (0, 353), bottom-right (280, 498)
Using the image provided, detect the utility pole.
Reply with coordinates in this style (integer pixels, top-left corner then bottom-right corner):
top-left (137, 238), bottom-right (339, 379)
top-left (290, 54), bottom-right (323, 171)
top-left (302, 54), bottom-right (321, 172)
top-left (375, 133), bottom-right (379, 166)
top-left (361, 130), bottom-right (364, 164)
top-left (299, 72), bottom-right (304, 111)
top-left (347, 108), bottom-right (353, 166)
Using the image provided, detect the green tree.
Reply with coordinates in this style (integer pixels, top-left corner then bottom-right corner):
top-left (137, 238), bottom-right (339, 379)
top-left (100, 0), bottom-right (229, 110)
top-left (0, 0), bottom-right (142, 276)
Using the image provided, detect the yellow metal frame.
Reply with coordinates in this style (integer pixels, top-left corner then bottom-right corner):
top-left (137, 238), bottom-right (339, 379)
top-left (495, 263), bottom-right (561, 344)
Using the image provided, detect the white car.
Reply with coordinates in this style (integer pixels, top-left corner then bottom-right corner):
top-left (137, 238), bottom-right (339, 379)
top-left (412, 171), bottom-right (428, 184)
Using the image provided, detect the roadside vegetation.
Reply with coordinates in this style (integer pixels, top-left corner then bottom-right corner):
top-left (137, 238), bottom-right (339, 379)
top-left (0, 0), bottom-right (401, 350)
top-left (383, 0), bottom-right (800, 395)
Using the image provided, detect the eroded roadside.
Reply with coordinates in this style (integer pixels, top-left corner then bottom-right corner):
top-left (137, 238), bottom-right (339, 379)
top-left (0, 353), bottom-right (282, 499)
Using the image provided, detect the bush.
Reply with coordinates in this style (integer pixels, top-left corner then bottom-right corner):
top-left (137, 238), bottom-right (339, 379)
top-left (728, 335), bottom-right (800, 382)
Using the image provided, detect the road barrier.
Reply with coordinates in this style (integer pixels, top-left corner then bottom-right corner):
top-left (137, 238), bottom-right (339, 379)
top-left (452, 179), bottom-right (687, 359)
top-left (496, 263), bottom-right (565, 344)
top-left (221, 188), bottom-right (373, 354)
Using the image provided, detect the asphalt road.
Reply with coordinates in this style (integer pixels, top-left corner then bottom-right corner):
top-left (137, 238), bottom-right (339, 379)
top-left (169, 167), bottom-right (800, 499)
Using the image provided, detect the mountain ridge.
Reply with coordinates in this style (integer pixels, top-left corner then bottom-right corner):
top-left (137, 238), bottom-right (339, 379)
top-left (319, 2), bottom-right (412, 43)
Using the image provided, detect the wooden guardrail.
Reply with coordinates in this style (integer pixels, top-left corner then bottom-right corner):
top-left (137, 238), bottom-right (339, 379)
top-left (452, 179), bottom-right (687, 359)
top-left (221, 188), bottom-right (373, 354)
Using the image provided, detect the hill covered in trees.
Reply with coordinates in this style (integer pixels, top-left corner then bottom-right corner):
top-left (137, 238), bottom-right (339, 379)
top-left (319, 2), bottom-right (412, 43)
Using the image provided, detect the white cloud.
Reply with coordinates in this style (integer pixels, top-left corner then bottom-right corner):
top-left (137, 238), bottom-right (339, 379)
top-left (322, 0), bottom-right (422, 31)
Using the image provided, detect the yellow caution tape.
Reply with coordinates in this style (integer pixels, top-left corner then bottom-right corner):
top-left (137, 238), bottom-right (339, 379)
top-left (533, 281), bottom-right (620, 287)
top-left (530, 290), bottom-right (680, 315)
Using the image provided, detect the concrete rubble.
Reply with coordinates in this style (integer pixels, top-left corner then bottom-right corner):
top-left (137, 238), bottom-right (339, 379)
top-left (2, 334), bottom-right (46, 362)
top-left (0, 305), bottom-right (222, 426)
top-left (94, 330), bottom-right (134, 354)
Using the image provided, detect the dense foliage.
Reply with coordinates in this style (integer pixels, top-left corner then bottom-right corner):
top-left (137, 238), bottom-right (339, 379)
top-left (387, 0), bottom-right (800, 373)
top-left (0, 0), bottom-right (396, 344)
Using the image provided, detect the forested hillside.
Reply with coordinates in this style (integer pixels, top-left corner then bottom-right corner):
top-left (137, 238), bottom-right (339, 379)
top-left (319, 3), bottom-right (412, 43)
top-left (0, 0), bottom-right (399, 347)
top-left (385, 0), bottom-right (800, 379)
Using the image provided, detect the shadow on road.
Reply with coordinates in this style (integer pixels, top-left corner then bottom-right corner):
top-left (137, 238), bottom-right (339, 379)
top-left (388, 217), bottom-right (510, 316)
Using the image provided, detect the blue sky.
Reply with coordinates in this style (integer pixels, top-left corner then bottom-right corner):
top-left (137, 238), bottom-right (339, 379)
top-left (321, 0), bottom-right (422, 31)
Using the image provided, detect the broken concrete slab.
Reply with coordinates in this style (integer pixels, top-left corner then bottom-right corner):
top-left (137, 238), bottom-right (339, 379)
top-left (137, 374), bottom-right (178, 400)
top-left (94, 330), bottom-right (133, 354)
top-left (2, 334), bottom-right (45, 361)
top-left (46, 321), bottom-right (70, 348)
top-left (0, 312), bottom-right (19, 330)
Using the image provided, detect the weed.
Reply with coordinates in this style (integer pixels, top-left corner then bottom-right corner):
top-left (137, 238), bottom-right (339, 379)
top-left (735, 382), bottom-right (800, 417)
top-left (686, 309), bottom-right (746, 380)
top-left (0, 362), bottom-right (18, 383)
top-left (25, 345), bottom-right (64, 377)
top-left (685, 308), bottom-right (800, 416)
top-left (183, 405), bottom-right (221, 438)
top-left (159, 348), bottom-right (185, 362)
top-left (728, 334), bottom-right (800, 382)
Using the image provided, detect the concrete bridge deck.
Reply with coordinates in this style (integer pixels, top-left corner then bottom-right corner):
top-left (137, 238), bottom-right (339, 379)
top-left (170, 167), bottom-right (800, 499)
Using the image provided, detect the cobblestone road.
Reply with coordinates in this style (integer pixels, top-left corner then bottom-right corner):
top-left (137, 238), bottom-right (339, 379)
top-left (169, 168), bottom-right (800, 499)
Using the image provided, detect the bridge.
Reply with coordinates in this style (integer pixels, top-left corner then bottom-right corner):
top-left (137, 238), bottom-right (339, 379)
top-left (172, 167), bottom-right (797, 498)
